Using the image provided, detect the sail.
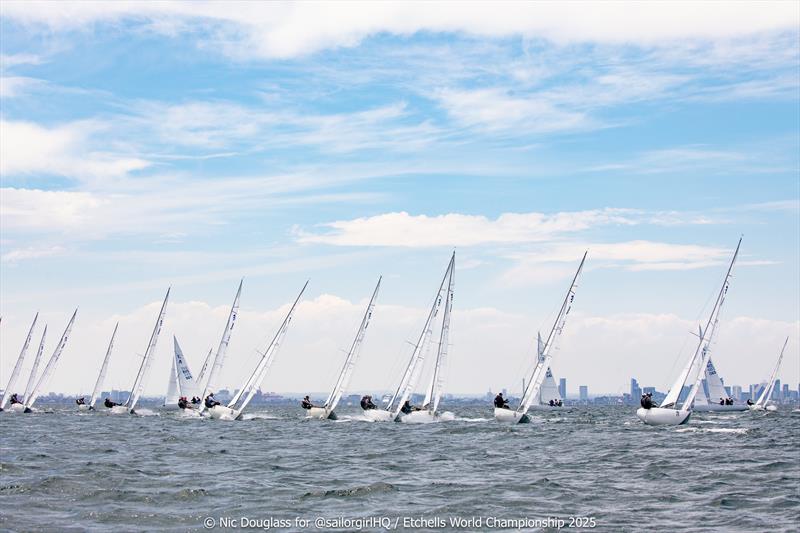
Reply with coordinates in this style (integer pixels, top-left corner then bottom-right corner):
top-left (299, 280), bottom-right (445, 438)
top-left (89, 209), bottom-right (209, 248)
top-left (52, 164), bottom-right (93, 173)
top-left (197, 347), bottom-right (214, 384)
top-left (518, 252), bottom-right (587, 414)
top-left (127, 289), bottom-right (170, 411)
top-left (198, 279), bottom-right (242, 412)
top-left (389, 253), bottom-right (453, 417)
top-left (1, 313), bottom-right (38, 409)
top-left (23, 326), bottom-right (47, 403)
top-left (174, 336), bottom-right (198, 398)
top-left (756, 337), bottom-right (788, 407)
top-left (703, 359), bottom-right (728, 404)
top-left (539, 368), bottom-right (562, 404)
top-left (427, 256), bottom-right (455, 414)
top-left (682, 238), bottom-right (741, 410)
top-left (324, 277), bottom-right (382, 413)
top-left (164, 354), bottom-right (180, 406)
top-left (229, 282), bottom-right (307, 418)
top-left (89, 323), bottom-right (118, 408)
top-left (24, 309), bottom-right (78, 409)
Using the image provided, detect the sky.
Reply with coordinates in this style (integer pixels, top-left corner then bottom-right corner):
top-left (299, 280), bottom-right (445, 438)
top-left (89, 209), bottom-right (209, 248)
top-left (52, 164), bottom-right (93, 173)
top-left (1, 1), bottom-right (798, 400)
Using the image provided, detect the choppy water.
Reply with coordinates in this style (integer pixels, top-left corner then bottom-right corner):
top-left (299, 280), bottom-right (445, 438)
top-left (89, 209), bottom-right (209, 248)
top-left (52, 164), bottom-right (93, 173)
top-left (1, 404), bottom-right (798, 532)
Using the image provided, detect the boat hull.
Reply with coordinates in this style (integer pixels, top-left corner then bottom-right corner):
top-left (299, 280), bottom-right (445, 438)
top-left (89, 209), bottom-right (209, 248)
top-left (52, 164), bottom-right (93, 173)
top-left (8, 403), bottom-right (25, 413)
top-left (306, 407), bottom-right (337, 420)
top-left (77, 404), bottom-right (90, 411)
top-left (362, 409), bottom-right (395, 422)
top-left (493, 407), bottom-right (530, 424)
top-left (207, 405), bottom-right (237, 420)
top-left (109, 405), bottom-right (129, 415)
top-left (693, 403), bottom-right (748, 412)
top-left (636, 407), bottom-right (692, 425)
top-left (398, 410), bottom-right (436, 423)
top-left (529, 404), bottom-right (566, 411)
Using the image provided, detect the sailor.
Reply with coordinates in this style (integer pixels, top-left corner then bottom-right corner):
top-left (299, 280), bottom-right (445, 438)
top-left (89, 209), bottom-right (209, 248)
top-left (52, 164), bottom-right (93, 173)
top-left (725, 398), bottom-right (732, 405)
top-left (640, 392), bottom-right (653, 409)
top-left (191, 396), bottom-right (200, 404)
top-left (719, 398), bottom-right (725, 405)
top-left (75, 397), bottom-right (86, 405)
top-left (360, 395), bottom-right (377, 410)
top-left (746, 399), bottom-right (754, 406)
top-left (548, 399), bottom-right (555, 407)
top-left (494, 392), bottom-right (509, 409)
top-left (205, 393), bottom-right (221, 409)
top-left (301, 395), bottom-right (314, 410)
top-left (9, 393), bottom-right (21, 405)
top-left (557, 399), bottom-right (563, 407)
top-left (103, 397), bottom-right (119, 408)
top-left (178, 396), bottom-right (188, 409)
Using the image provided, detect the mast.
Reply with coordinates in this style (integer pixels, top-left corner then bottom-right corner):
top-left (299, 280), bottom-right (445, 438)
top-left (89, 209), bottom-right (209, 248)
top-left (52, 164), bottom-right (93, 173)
top-left (126, 289), bottom-right (170, 411)
top-left (198, 279), bottom-right (242, 412)
top-left (0, 312), bottom-right (38, 410)
top-left (324, 276), bottom-right (382, 413)
top-left (24, 309), bottom-right (78, 409)
top-left (678, 237), bottom-right (741, 410)
top-left (756, 337), bottom-right (789, 407)
top-left (518, 252), bottom-right (587, 414)
top-left (89, 323), bottom-right (118, 408)
top-left (230, 281), bottom-right (307, 418)
top-left (23, 326), bottom-right (47, 403)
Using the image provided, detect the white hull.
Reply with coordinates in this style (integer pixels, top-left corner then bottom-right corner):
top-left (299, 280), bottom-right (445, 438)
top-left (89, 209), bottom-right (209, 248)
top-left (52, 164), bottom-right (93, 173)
top-left (362, 409), bottom-right (395, 422)
top-left (207, 405), bottom-right (237, 420)
top-left (493, 407), bottom-right (530, 424)
top-left (77, 404), bottom-right (90, 411)
top-left (529, 404), bottom-right (566, 411)
top-left (693, 403), bottom-right (748, 412)
top-left (636, 407), bottom-right (692, 426)
top-left (178, 407), bottom-right (201, 418)
top-left (8, 403), bottom-right (26, 413)
top-left (306, 407), bottom-right (336, 420)
top-left (751, 404), bottom-right (778, 412)
top-left (109, 405), bottom-right (129, 415)
top-left (765, 405), bottom-right (778, 411)
top-left (398, 410), bottom-right (436, 424)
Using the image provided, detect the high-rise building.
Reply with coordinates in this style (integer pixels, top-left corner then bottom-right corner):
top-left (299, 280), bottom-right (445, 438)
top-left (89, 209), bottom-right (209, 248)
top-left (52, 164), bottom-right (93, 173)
top-left (731, 385), bottom-right (742, 401)
top-left (579, 385), bottom-right (588, 401)
top-left (559, 378), bottom-right (567, 399)
top-left (782, 384), bottom-right (790, 401)
top-left (773, 380), bottom-right (782, 400)
top-left (631, 378), bottom-right (641, 399)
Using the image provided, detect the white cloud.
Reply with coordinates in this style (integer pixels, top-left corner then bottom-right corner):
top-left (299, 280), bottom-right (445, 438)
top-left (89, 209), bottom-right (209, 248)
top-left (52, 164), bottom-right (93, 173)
top-left (2, 2), bottom-right (797, 59)
top-left (1, 245), bottom-right (65, 263)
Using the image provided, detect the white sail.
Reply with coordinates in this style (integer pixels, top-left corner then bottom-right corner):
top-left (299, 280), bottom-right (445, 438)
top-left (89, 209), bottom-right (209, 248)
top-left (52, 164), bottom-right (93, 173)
top-left (228, 281), bottom-right (307, 418)
top-left (127, 289), bottom-right (170, 411)
top-left (755, 337), bottom-right (788, 407)
top-left (518, 252), bottom-right (587, 414)
top-left (164, 354), bottom-right (180, 406)
top-left (703, 359), bottom-right (728, 404)
top-left (323, 277), bottom-right (382, 414)
top-left (23, 325), bottom-right (47, 403)
top-left (426, 256), bottom-right (454, 414)
top-left (174, 336), bottom-right (199, 398)
top-left (681, 239), bottom-right (741, 410)
top-left (198, 279), bottom-right (242, 412)
top-left (196, 347), bottom-right (214, 384)
top-left (539, 368), bottom-right (562, 404)
top-left (388, 253), bottom-right (453, 418)
top-left (89, 323), bottom-right (118, 408)
top-left (1, 313), bottom-right (38, 410)
top-left (24, 309), bottom-right (78, 409)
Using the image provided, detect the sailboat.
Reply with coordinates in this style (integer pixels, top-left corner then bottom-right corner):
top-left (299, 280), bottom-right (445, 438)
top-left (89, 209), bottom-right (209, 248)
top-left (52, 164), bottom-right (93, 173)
top-left (84, 323), bottom-right (118, 411)
top-left (363, 252), bottom-right (455, 423)
top-left (163, 336), bottom-right (203, 413)
top-left (495, 252), bottom-right (586, 424)
top-left (750, 337), bottom-right (789, 412)
top-left (23, 309), bottom-right (78, 413)
top-left (693, 359), bottom-right (747, 412)
top-left (196, 280), bottom-right (242, 415)
top-left (531, 333), bottom-right (564, 410)
top-left (637, 238), bottom-right (741, 426)
top-left (23, 326), bottom-right (48, 411)
top-left (109, 289), bottom-right (169, 414)
top-left (207, 281), bottom-right (307, 420)
top-left (306, 277), bottom-right (381, 420)
top-left (0, 313), bottom-right (38, 413)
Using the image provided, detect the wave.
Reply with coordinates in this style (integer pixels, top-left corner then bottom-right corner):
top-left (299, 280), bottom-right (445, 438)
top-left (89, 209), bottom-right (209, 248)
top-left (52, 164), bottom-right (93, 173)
top-left (301, 482), bottom-right (397, 499)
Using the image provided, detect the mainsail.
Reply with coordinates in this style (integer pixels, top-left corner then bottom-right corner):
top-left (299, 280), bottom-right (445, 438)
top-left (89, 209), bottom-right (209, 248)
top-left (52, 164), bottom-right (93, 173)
top-left (323, 277), bottom-right (382, 414)
top-left (164, 355), bottom-right (180, 406)
top-left (0, 313), bottom-right (38, 410)
top-left (126, 289), bottom-right (170, 412)
top-left (423, 257), bottom-right (454, 415)
top-left (755, 337), bottom-right (789, 407)
top-left (518, 252), bottom-right (587, 415)
top-left (23, 326), bottom-right (47, 403)
top-left (198, 279), bottom-right (242, 413)
top-left (24, 309), bottom-right (78, 410)
top-left (174, 336), bottom-right (199, 398)
top-left (89, 323), bottom-right (118, 409)
top-left (703, 359), bottom-right (728, 404)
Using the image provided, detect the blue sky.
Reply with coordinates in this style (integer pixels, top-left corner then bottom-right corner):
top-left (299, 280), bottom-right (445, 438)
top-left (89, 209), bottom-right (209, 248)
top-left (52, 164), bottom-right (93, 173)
top-left (1, 2), bottom-right (798, 397)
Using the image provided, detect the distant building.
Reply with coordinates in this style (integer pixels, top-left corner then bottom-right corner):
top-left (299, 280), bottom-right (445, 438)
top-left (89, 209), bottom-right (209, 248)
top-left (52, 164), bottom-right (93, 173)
top-left (731, 385), bottom-right (742, 401)
top-left (579, 385), bottom-right (588, 401)
top-left (773, 380), bottom-right (782, 401)
top-left (559, 378), bottom-right (567, 399)
top-left (782, 384), bottom-right (790, 402)
top-left (630, 378), bottom-right (641, 399)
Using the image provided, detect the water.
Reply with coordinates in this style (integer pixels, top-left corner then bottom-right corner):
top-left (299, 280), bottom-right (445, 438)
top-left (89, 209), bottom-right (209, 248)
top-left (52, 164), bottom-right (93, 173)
top-left (1, 404), bottom-right (798, 532)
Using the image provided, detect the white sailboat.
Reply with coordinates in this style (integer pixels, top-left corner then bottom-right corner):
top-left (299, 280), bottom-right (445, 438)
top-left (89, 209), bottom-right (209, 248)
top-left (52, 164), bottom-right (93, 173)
top-left (164, 348), bottom-right (181, 409)
top-left (208, 281), bottom-right (307, 420)
top-left (84, 323), bottom-right (118, 411)
top-left (363, 252), bottom-right (455, 423)
top-left (24, 309), bottom-right (78, 413)
top-left (637, 238), bottom-right (741, 426)
top-left (495, 252), bottom-right (586, 424)
top-left (533, 366), bottom-right (564, 410)
top-left (750, 337), bottom-right (789, 412)
top-left (0, 313), bottom-right (38, 412)
top-left (197, 280), bottom-right (242, 415)
top-left (164, 336), bottom-right (203, 412)
top-left (306, 277), bottom-right (381, 420)
top-left (109, 289), bottom-right (169, 414)
top-left (693, 359), bottom-right (747, 412)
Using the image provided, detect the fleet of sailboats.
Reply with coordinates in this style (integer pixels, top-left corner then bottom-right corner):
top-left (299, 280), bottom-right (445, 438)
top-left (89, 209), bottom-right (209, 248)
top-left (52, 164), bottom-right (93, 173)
top-left (0, 241), bottom-right (793, 423)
